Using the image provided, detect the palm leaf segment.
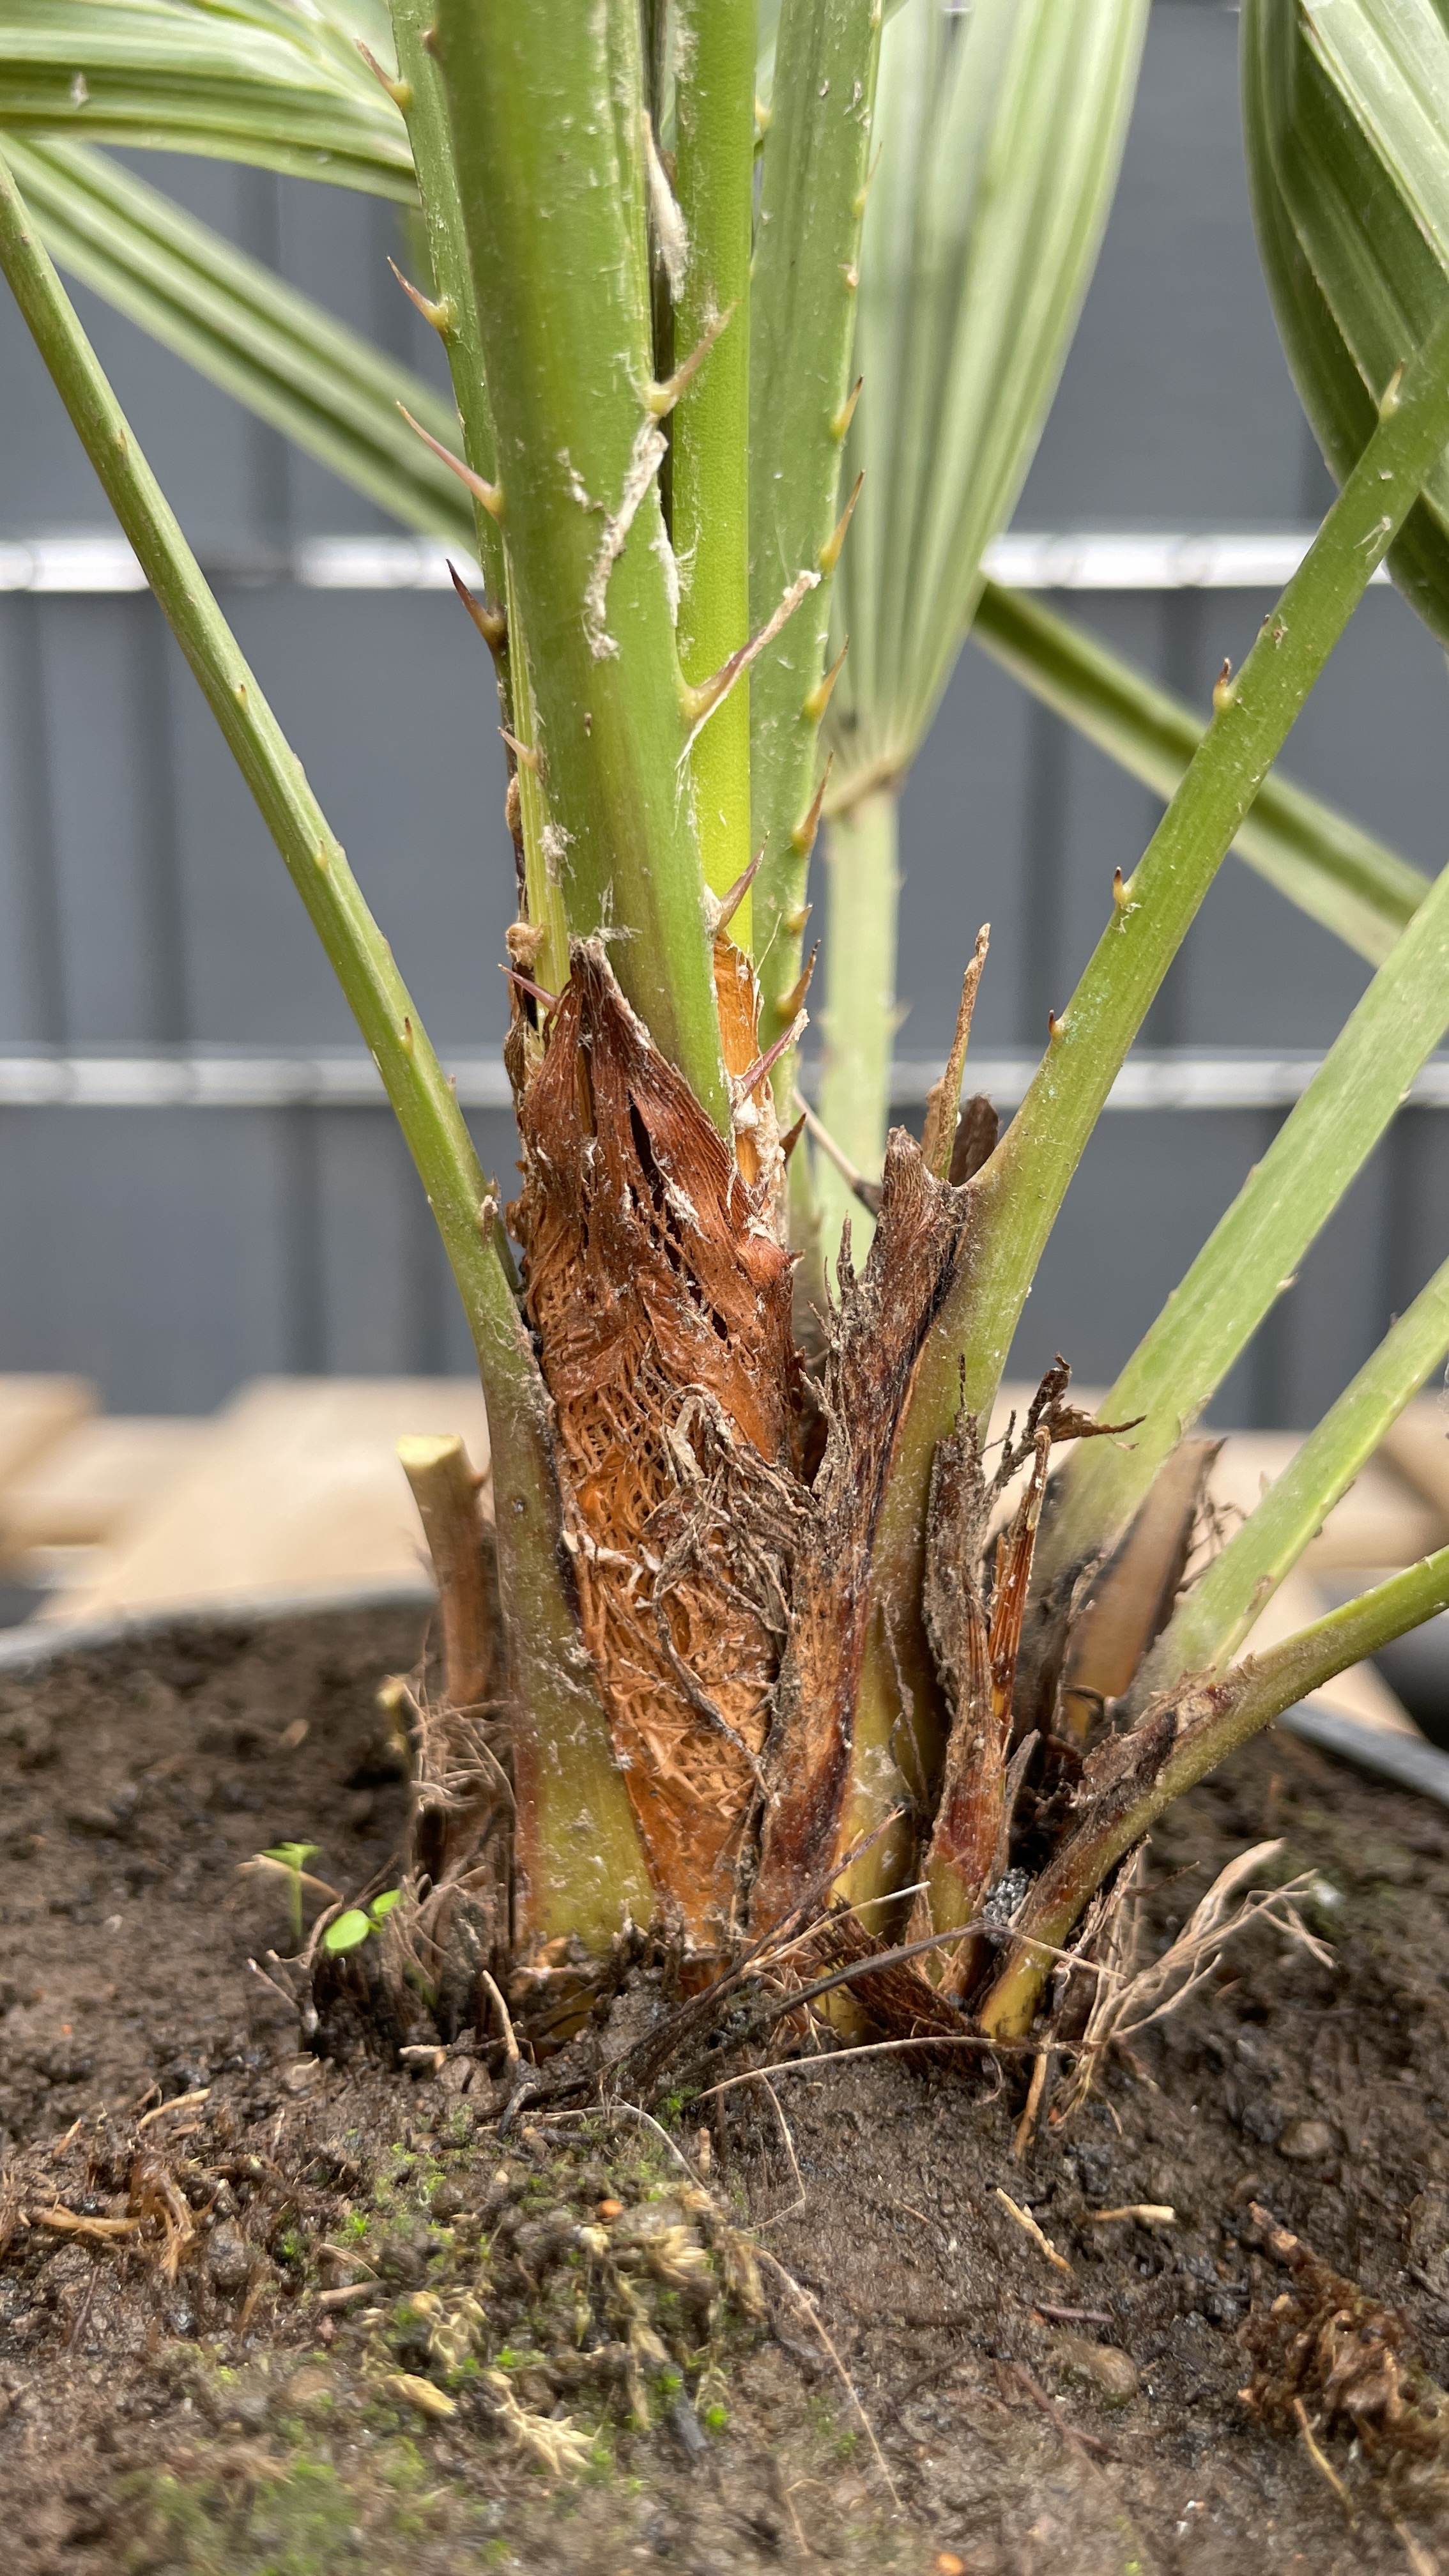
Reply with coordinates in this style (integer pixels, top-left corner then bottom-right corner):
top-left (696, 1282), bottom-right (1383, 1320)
top-left (0, 0), bottom-right (411, 192)
top-left (1245, 0), bottom-right (1449, 647)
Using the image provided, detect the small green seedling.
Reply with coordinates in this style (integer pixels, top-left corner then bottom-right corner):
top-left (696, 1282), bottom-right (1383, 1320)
top-left (322, 1889), bottom-right (402, 1957)
top-left (255, 1842), bottom-right (325, 1946)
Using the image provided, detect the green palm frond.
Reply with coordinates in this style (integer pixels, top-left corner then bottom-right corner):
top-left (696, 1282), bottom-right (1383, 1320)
top-left (7, 136), bottom-right (459, 526)
top-left (827, 0), bottom-right (1149, 809)
top-left (1244, 0), bottom-right (1449, 645)
top-left (0, 0), bottom-right (413, 194)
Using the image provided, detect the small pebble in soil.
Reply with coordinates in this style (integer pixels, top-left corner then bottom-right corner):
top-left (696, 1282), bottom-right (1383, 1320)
top-left (1276, 2116), bottom-right (1335, 2161)
top-left (204, 2225), bottom-right (252, 2296)
top-left (1054, 2334), bottom-right (1140, 2407)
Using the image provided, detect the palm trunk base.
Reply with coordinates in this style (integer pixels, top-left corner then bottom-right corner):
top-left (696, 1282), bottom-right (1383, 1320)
top-left (297, 965), bottom-right (1430, 2094)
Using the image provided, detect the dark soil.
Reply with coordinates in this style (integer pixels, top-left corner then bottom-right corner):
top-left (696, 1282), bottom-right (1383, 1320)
top-left (3, 1605), bottom-right (1449, 2573)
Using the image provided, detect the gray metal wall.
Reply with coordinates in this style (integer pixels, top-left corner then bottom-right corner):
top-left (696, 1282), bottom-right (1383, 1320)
top-left (1, 0), bottom-right (1447, 1424)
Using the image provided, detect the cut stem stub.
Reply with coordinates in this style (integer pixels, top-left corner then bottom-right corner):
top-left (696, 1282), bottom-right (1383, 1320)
top-left (397, 1433), bottom-right (494, 1712)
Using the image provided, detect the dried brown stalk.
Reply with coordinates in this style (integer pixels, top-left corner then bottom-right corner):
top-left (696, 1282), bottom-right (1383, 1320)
top-left (398, 1431), bottom-right (496, 1717)
top-left (512, 940), bottom-right (800, 1937)
top-left (1059, 1436), bottom-right (1220, 1745)
top-left (921, 925), bottom-right (990, 1181)
top-left (917, 1422), bottom-right (1052, 1993)
top-left (754, 1133), bottom-right (974, 1922)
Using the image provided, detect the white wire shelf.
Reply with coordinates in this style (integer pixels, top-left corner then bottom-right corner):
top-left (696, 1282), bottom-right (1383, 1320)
top-left (1, 1049), bottom-right (1446, 1114)
top-left (0, 529), bottom-right (1390, 597)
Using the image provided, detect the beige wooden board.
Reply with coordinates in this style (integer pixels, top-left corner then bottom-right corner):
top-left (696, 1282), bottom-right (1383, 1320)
top-left (1, 1416), bottom-right (207, 1552)
top-left (989, 1386), bottom-right (1420, 1737)
top-left (990, 1387), bottom-right (1446, 1567)
top-left (1233, 1566), bottom-right (1418, 1738)
top-left (52, 1377), bottom-right (490, 1625)
top-left (1208, 1434), bottom-right (1445, 1570)
top-left (0, 1376), bottom-right (96, 1556)
top-left (1379, 1392), bottom-right (1449, 1522)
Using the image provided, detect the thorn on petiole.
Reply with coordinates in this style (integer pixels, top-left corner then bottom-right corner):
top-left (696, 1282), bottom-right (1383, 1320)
top-left (852, 146), bottom-right (883, 222)
top-left (356, 39), bottom-right (411, 110)
top-left (705, 844), bottom-right (764, 937)
top-left (732, 1011), bottom-right (808, 1113)
top-left (791, 757), bottom-right (833, 860)
top-left (678, 569), bottom-right (820, 742)
top-left (1379, 360), bottom-right (1404, 418)
top-left (818, 473), bottom-right (862, 576)
top-left (501, 962), bottom-right (560, 1015)
top-left (802, 637), bottom-right (848, 727)
top-left (775, 943), bottom-right (819, 1026)
top-left (646, 305), bottom-right (735, 418)
top-left (448, 562), bottom-right (506, 654)
top-left (398, 405), bottom-right (503, 519)
top-left (1112, 866), bottom-right (1130, 912)
top-left (1212, 657), bottom-right (1235, 714)
top-left (499, 727), bottom-right (540, 773)
top-left (387, 256), bottom-right (452, 336)
top-left (831, 378), bottom-right (863, 444)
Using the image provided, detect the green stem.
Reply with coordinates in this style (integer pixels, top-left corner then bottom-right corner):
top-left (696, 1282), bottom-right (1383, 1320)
top-left (972, 579), bottom-right (1427, 967)
top-left (1126, 1263), bottom-right (1449, 1719)
top-left (673, 0), bottom-right (756, 938)
top-left (388, 0), bottom-right (505, 615)
top-left (388, 0), bottom-right (568, 999)
top-left (1041, 850), bottom-right (1449, 1598)
top-left (976, 1546), bottom-right (1449, 2038)
top-left (750, 0), bottom-right (881, 1078)
top-left (0, 148), bottom-right (648, 1945)
top-left (877, 291), bottom-right (1449, 1652)
top-left (815, 785), bottom-right (900, 1264)
top-left (436, 0), bottom-right (727, 1127)
top-left (507, 629), bottom-right (571, 1004)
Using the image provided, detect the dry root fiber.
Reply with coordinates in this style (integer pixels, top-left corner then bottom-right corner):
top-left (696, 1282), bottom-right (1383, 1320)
top-left (1242, 2204), bottom-right (1449, 2506)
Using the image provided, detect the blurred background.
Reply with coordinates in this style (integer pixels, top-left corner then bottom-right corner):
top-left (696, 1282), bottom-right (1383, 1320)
top-left (2, 0), bottom-right (1447, 1434)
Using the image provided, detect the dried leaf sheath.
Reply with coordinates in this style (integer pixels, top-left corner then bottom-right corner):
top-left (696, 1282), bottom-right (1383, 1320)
top-left (753, 1134), bottom-right (973, 1924)
top-left (512, 942), bottom-right (799, 1938)
top-left (917, 1425), bottom-right (1052, 1997)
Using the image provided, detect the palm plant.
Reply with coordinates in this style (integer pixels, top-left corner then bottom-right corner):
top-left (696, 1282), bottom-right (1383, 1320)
top-left (4, 0), bottom-right (1449, 2066)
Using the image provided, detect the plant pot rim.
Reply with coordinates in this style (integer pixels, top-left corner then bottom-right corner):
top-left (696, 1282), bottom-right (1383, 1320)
top-left (0, 1574), bottom-right (434, 1677)
top-left (5, 1580), bottom-right (1449, 1814)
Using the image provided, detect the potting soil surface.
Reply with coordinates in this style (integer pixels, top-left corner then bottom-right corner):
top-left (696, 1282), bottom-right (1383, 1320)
top-left (2, 1604), bottom-right (1448, 2574)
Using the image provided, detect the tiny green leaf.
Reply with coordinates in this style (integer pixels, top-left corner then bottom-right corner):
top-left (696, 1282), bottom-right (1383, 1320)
top-left (322, 1909), bottom-right (375, 1955)
top-left (263, 1842), bottom-right (319, 1871)
top-left (369, 1889), bottom-right (401, 1921)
